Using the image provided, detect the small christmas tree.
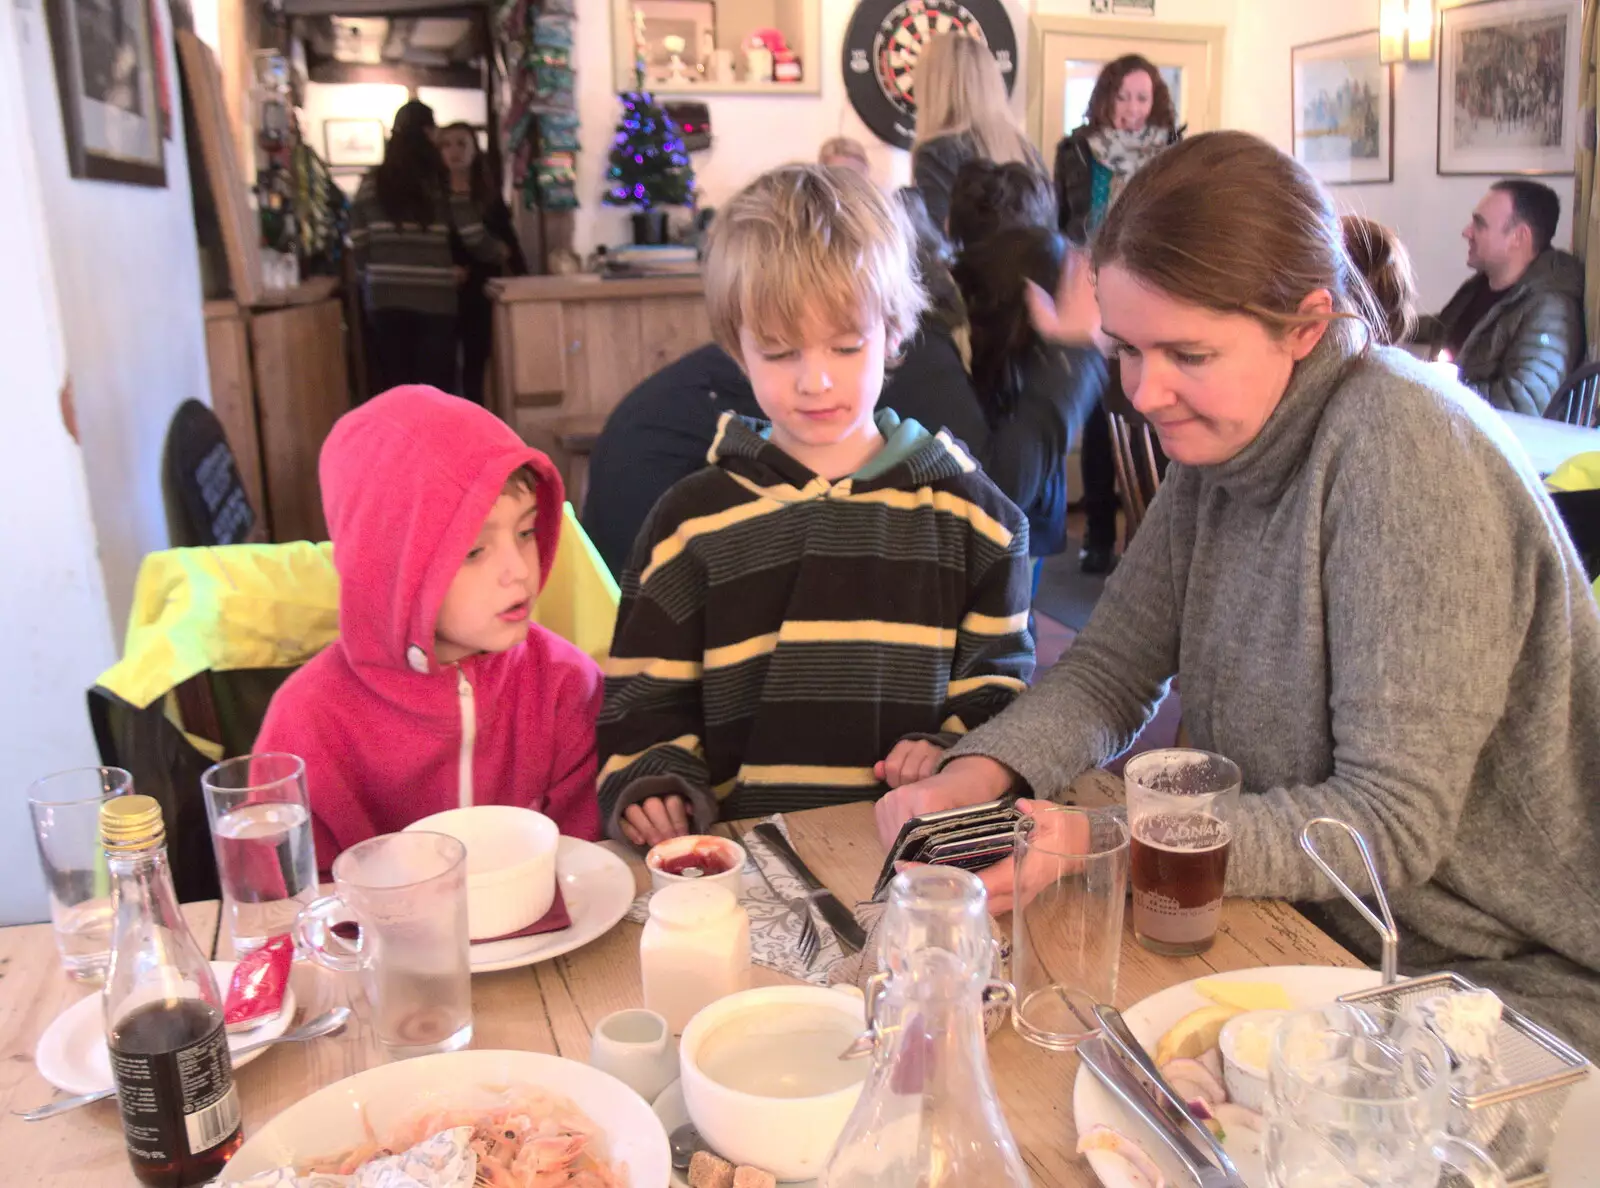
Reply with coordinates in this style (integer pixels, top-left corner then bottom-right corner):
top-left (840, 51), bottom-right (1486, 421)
top-left (601, 91), bottom-right (695, 210)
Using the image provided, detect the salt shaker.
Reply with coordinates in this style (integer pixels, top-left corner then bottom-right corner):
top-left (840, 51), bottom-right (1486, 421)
top-left (641, 882), bottom-right (750, 1033)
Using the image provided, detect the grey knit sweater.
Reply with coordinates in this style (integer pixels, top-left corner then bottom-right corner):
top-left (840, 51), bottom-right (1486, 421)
top-left (951, 332), bottom-right (1600, 1054)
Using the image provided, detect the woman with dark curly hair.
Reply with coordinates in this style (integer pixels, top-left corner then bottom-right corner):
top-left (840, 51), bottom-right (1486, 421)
top-left (1056, 55), bottom-right (1183, 573)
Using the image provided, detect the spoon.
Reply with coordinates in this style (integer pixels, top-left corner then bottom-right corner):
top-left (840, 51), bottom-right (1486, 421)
top-left (15, 1005), bottom-right (353, 1122)
top-left (669, 1121), bottom-right (709, 1171)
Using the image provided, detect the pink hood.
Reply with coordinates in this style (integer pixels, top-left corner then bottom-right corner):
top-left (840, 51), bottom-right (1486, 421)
top-left (321, 385), bottom-right (565, 701)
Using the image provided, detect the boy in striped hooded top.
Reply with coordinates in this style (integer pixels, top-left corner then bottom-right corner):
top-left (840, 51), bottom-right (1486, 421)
top-left (599, 164), bottom-right (1035, 848)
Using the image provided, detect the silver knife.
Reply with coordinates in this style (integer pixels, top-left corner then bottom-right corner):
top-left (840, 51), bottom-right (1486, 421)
top-left (1094, 1004), bottom-right (1244, 1182)
top-left (751, 823), bottom-right (867, 953)
top-left (1078, 1036), bottom-right (1246, 1188)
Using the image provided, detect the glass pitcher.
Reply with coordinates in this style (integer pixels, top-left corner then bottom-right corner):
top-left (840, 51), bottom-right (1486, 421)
top-left (820, 866), bottom-right (1030, 1187)
top-left (1265, 1003), bottom-right (1506, 1188)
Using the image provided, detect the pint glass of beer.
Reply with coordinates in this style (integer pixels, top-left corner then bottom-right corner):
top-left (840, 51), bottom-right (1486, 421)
top-left (1124, 749), bottom-right (1240, 956)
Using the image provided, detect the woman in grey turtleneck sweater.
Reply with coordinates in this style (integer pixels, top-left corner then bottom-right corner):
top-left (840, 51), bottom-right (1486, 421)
top-left (877, 131), bottom-right (1600, 1055)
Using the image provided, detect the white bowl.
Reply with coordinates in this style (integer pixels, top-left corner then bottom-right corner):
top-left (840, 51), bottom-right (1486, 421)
top-left (218, 1048), bottom-right (670, 1186)
top-left (406, 806), bottom-right (558, 940)
top-left (646, 834), bottom-right (746, 899)
top-left (679, 984), bottom-right (867, 1181)
top-left (1218, 1009), bottom-right (1287, 1112)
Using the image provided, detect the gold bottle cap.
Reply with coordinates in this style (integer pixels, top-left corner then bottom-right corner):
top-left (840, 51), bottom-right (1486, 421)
top-left (101, 794), bottom-right (165, 851)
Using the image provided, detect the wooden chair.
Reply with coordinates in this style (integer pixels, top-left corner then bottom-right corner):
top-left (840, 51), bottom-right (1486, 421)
top-left (1546, 361), bottom-right (1600, 428)
top-left (1106, 411), bottom-right (1164, 543)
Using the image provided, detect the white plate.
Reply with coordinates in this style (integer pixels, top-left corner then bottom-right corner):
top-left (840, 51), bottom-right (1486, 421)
top-left (1072, 965), bottom-right (1598, 1188)
top-left (652, 1078), bottom-right (819, 1188)
top-left (220, 1048), bottom-right (669, 1187)
top-left (35, 960), bottom-right (296, 1096)
top-left (470, 836), bottom-right (635, 973)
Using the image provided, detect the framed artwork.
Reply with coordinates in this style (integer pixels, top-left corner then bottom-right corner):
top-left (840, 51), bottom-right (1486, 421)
top-left (1438, 0), bottom-right (1580, 175)
top-left (1291, 30), bottom-right (1394, 186)
top-left (323, 118), bottom-right (386, 168)
top-left (45, 0), bottom-right (167, 186)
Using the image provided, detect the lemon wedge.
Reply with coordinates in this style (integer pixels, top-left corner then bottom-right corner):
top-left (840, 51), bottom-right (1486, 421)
top-left (1194, 978), bottom-right (1293, 1012)
top-left (1155, 1004), bottom-right (1242, 1066)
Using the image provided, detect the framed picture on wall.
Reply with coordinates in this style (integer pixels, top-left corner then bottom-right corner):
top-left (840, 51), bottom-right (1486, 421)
top-left (44, 0), bottom-right (167, 186)
top-left (1290, 30), bottom-right (1394, 186)
top-left (1437, 0), bottom-right (1580, 175)
top-left (323, 118), bottom-right (386, 168)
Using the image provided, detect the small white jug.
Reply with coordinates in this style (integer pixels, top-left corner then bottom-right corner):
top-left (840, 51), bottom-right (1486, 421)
top-left (589, 1008), bottom-right (679, 1103)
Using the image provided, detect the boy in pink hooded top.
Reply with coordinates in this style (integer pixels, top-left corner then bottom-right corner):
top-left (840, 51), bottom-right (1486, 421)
top-left (255, 386), bottom-right (603, 872)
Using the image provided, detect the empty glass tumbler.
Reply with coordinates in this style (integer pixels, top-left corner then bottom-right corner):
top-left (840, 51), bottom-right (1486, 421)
top-left (1010, 804), bottom-right (1129, 1050)
top-left (28, 766), bottom-right (133, 982)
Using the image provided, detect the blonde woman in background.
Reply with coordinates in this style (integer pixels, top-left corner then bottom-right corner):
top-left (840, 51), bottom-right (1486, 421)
top-left (911, 32), bottom-right (1042, 226)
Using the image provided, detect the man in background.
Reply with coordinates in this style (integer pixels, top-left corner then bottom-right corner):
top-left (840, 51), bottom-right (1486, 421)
top-left (1427, 179), bottom-right (1583, 416)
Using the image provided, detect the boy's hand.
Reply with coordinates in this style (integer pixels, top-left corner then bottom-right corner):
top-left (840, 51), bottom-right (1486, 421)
top-left (875, 739), bottom-right (946, 789)
top-left (620, 794), bottom-right (692, 848)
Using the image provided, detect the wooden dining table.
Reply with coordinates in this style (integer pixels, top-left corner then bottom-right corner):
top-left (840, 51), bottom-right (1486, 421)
top-left (0, 771), bottom-right (1363, 1187)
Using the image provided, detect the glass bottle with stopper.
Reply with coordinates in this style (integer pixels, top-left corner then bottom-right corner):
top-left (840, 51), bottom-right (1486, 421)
top-left (821, 865), bottom-right (1031, 1187)
top-left (102, 794), bottom-right (242, 1187)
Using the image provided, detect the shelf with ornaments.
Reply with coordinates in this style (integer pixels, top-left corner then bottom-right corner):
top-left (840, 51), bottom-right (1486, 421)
top-left (609, 0), bottom-right (821, 97)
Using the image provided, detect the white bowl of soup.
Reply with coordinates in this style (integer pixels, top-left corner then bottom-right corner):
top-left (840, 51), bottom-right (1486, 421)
top-left (678, 984), bottom-right (868, 1181)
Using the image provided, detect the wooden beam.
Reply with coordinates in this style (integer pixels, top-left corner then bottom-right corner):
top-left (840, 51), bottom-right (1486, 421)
top-left (307, 58), bottom-right (482, 88)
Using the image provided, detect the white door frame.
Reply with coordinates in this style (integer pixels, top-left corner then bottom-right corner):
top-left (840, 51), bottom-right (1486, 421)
top-left (1026, 15), bottom-right (1228, 154)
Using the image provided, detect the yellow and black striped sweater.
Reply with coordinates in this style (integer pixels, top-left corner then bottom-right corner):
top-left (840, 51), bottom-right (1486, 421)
top-left (597, 411), bottom-right (1035, 833)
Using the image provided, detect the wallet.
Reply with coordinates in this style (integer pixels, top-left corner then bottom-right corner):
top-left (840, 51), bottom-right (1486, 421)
top-left (872, 796), bottom-right (1021, 900)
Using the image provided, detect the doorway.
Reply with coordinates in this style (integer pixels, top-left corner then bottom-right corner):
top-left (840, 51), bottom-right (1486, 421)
top-left (1026, 16), bottom-right (1226, 156)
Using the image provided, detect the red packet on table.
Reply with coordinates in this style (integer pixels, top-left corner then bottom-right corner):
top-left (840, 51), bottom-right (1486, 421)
top-left (471, 885), bottom-right (571, 945)
top-left (225, 933), bottom-right (294, 1033)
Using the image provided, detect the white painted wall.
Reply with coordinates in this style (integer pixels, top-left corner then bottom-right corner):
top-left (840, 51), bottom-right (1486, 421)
top-left (1229, 0), bottom-right (1576, 311)
top-left (15, 0), bottom-right (213, 639)
top-left (1, 2), bottom-right (121, 925)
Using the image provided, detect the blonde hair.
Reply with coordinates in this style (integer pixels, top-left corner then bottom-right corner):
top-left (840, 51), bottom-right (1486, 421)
top-left (912, 33), bottom-right (1032, 165)
top-left (703, 164), bottom-right (928, 356)
top-left (819, 136), bottom-right (870, 173)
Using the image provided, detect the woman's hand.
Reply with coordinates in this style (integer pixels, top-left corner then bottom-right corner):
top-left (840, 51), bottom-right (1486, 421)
top-left (1026, 247), bottom-right (1105, 352)
top-left (874, 756), bottom-right (1017, 849)
top-left (972, 799), bottom-right (1091, 916)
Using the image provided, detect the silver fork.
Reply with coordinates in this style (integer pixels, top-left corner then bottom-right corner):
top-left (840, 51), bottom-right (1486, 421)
top-left (750, 840), bottom-right (821, 966)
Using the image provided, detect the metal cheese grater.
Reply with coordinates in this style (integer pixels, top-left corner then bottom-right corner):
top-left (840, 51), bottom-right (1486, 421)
top-left (1299, 818), bottom-right (1591, 1187)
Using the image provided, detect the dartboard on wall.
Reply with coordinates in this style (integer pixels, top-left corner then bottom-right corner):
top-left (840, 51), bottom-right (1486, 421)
top-left (842, 0), bottom-right (1019, 151)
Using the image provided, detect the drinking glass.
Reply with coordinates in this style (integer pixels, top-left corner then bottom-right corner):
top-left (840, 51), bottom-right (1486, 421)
top-left (1010, 805), bottom-right (1130, 1050)
top-left (1265, 1003), bottom-right (1507, 1188)
top-left (295, 831), bottom-right (473, 1059)
top-left (27, 767), bottom-right (133, 982)
top-left (202, 753), bottom-right (318, 955)
top-left (1124, 748), bottom-right (1240, 956)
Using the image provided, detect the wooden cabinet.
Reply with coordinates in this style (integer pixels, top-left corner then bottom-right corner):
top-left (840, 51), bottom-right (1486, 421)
top-left (489, 273), bottom-right (711, 439)
top-left (202, 291), bottom-right (350, 542)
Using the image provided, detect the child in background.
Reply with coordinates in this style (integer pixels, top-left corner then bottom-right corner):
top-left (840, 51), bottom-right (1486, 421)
top-left (256, 387), bottom-right (603, 870)
top-left (599, 164), bottom-right (1035, 849)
